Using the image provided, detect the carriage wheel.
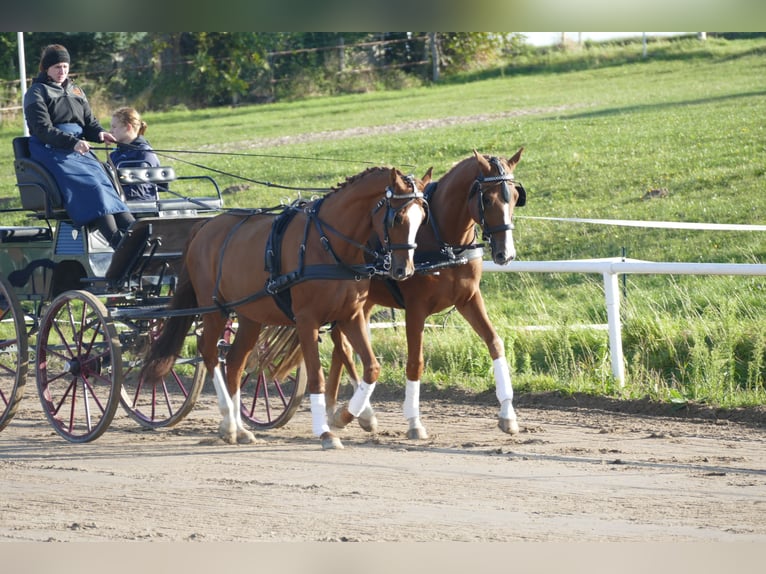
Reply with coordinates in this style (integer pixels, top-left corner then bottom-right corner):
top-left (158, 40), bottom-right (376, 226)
top-left (239, 325), bottom-right (307, 429)
top-left (0, 275), bottom-right (29, 432)
top-left (194, 323), bottom-right (307, 430)
top-left (118, 317), bottom-right (206, 429)
top-left (35, 290), bottom-right (122, 443)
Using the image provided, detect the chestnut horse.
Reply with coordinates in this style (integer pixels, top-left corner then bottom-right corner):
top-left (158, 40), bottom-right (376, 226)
top-left (141, 166), bottom-right (431, 449)
top-left (326, 149), bottom-right (525, 438)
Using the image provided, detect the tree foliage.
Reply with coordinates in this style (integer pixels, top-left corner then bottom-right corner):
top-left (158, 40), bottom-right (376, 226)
top-left (1, 32), bottom-right (521, 111)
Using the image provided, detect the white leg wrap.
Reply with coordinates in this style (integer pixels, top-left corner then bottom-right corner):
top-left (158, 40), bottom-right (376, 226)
top-left (348, 381), bottom-right (376, 417)
top-left (493, 357), bottom-right (514, 404)
top-left (403, 379), bottom-right (420, 420)
top-left (500, 399), bottom-right (516, 420)
top-left (233, 389), bottom-right (243, 427)
top-left (310, 394), bottom-right (331, 436)
top-left (212, 366), bottom-right (234, 416)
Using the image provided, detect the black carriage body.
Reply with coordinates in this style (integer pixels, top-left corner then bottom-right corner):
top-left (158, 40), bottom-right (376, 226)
top-left (4, 136), bottom-right (224, 304)
top-left (0, 136), bottom-right (226, 441)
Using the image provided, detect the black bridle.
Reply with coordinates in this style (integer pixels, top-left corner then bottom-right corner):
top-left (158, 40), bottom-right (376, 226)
top-left (369, 175), bottom-right (428, 271)
top-left (469, 156), bottom-right (525, 241)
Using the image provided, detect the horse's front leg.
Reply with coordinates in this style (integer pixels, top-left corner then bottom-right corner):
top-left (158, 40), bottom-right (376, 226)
top-left (458, 292), bottom-right (519, 435)
top-left (331, 314), bottom-right (380, 432)
top-left (297, 322), bottom-right (343, 450)
top-left (403, 312), bottom-right (428, 439)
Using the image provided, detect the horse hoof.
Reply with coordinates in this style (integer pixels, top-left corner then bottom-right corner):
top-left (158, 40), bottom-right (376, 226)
top-left (498, 417), bottom-right (520, 435)
top-left (321, 433), bottom-right (344, 450)
top-left (220, 433), bottom-right (237, 445)
top-left (406, 428), bottom-right (427, 440)
top-left (219, 421), bottom-right (237, 444)
top-left (406, 426), bottom-right (428, 440)
top-left (405, 417), bottom-right (427, 439)
top-left (330, 408), bottom-right (354, 430)
top-left (237, 430), bottom-right (257, 444)
top-left (358, 409), bottom-right (378, 433)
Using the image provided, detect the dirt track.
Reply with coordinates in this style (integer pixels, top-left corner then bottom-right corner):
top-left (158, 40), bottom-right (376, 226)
top-left (1, 387), bottom-right (765, 542)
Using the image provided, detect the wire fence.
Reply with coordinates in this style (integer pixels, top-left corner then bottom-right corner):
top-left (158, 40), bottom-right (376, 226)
top-left (1, 34), bottom-right (438, 118)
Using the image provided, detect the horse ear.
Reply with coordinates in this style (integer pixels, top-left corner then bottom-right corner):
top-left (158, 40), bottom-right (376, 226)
top-left (473, 150), bottom-right (491, 174)
top-left (390, 167), bottom-right (400, 188)
top-left (422, 167), bottom-right (433, 185)
top-left (507, 147), bottom-right (524, 168)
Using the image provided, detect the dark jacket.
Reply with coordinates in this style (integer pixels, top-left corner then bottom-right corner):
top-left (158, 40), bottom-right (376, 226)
top-left (23, 72), bottom-right (105, 150)
top-left (23, 72), bottom-right (130, 227)
top-left (110, 136), bottom-right (163, 200)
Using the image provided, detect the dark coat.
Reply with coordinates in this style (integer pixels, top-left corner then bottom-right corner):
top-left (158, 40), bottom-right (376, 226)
top-left (110, 136), bottom-right (163, 200)
top-left (24, 73), bottom-right (105, 150)
top-left (23, 73), bottom-right (130, 226)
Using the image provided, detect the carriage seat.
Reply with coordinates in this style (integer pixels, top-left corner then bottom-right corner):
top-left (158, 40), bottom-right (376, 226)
top-left (12, 136), bottom-right (67, 218)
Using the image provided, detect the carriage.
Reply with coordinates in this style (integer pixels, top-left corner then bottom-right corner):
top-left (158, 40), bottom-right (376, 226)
top-left (0, 137), bottom-right (309, 443)
top-left (0, 135), bottom-right (524, 448)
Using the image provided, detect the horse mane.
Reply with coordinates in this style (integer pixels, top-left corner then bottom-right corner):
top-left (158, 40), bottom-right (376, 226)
top-left (445, 154), bottom-right (480, 176)
top-left (330, 166), bottom-right (393, 192)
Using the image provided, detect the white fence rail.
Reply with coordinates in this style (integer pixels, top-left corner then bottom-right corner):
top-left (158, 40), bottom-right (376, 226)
top-left (484, 257), bottom-right (766, 386)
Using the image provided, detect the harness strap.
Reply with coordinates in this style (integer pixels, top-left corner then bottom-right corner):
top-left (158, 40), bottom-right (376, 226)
top-left (220, 263), bottom-right (373, 322)
top-left (422, 180), bottom-right (484, 269)
top-left (308, 202), bottom-right (387, 274)
top-left (213, 197), bottom-right (377, 322)
top-left (212, 211), bottom-right (259, 315)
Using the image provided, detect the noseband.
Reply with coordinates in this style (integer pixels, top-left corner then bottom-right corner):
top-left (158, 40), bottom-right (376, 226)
top-left (469, 156), bottom-right (525, 241)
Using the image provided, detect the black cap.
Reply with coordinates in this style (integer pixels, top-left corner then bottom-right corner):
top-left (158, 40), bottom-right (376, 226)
top-left (41, 46), bottom-right (70, 71)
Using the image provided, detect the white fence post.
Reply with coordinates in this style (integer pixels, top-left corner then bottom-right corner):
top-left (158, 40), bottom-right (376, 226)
top-left (484, 258), bottom-right (766, 389)
top-left (603, 271), bottom-right (625, 386)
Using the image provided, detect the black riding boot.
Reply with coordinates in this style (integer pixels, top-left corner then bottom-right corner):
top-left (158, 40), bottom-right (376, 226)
top-left (109, 228), bottom-right (126, 250)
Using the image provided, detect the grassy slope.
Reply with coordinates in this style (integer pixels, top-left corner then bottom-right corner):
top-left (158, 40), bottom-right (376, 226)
top-left (1, 36), bottom-right (764, 406)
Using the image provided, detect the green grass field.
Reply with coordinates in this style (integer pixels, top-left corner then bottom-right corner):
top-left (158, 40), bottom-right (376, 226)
top-left (2, 35), bottom-right (765, 408)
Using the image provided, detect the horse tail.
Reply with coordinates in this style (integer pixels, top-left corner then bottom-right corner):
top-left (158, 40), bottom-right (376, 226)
top-left (140, 221), bottom-right (209, 381)
top-left (140, 266), bottom-right (198, 381)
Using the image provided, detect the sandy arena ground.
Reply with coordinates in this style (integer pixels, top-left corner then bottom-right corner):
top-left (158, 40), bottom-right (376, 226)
top-left (1, 386), bottom-right (764, 543)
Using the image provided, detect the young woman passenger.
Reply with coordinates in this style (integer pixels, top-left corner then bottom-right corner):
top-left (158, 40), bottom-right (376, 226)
top-left (23, 44), bottom-right (134, 249)
top-left (109, 106), bottom-right (162, 201)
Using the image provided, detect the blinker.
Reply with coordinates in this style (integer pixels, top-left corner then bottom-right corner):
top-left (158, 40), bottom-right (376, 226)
top-left (514, 183), bottom-right (527, 207)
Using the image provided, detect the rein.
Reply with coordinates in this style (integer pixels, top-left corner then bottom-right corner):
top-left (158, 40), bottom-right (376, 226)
top-left (94, 143), bottom-right (417, 194)
top-left (94, 142), bottom-right (416, 169)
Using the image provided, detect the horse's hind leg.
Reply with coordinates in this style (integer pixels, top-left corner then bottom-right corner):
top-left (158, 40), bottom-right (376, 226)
top-left (327, 326), bottom-right (378, 432)
top-left (326, 327), bottom-right (357, 427)
top-left (295, 322), bottom-right (343, 450)
top-left (198, 313), bottom-right (239, 443)
top-left (403, 312), bottom-right (428, 439)
top-left (330, 314), bottom-right (380, 433)
top-left (224, 318), bottom-right (261, 444)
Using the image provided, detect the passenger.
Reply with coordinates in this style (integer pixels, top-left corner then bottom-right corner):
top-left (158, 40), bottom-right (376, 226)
top-left (23, 43), bottom-right (134, 249)
top-left (109, 106), bottom-right (163, 201)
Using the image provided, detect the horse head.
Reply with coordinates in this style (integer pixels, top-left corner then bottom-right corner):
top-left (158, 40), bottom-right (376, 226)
top-left (470, 148), bottom-right (525, 265)
top-left (372, 167), bottom-right (432, 280)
